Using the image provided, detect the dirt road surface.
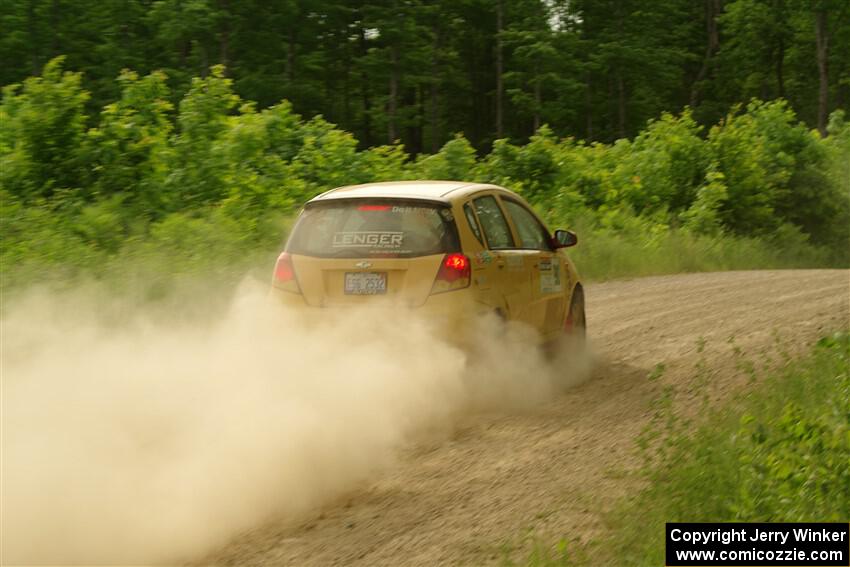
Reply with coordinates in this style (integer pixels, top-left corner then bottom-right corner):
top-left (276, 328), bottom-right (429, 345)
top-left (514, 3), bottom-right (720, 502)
top-left (204, 270), bottom-right (849, 566)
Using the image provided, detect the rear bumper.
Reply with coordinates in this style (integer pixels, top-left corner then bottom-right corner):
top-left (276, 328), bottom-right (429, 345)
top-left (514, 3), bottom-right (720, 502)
top-left (270, 285), bottom-right (487, 343)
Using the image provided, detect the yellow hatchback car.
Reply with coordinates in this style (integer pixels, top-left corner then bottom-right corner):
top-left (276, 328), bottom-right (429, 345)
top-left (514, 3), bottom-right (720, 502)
top-left (272, 181), bottom-right (585, 344)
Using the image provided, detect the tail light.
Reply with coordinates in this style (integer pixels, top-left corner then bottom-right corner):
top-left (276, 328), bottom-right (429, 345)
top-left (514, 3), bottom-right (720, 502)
top-left (272, 252), bottom-right (300, 293)
top-left (431, 253), bottom-right (471, 294)
top-left (357, 204), bottom-right (392, 211)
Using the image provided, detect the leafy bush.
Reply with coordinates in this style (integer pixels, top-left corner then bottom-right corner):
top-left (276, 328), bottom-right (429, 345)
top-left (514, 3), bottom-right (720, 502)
top-left (414, 134), bottom-right (477, 181)
top-left (0, 57), bottom-right (89, 201)
top-left (1, 59), bottom-right (848, 299)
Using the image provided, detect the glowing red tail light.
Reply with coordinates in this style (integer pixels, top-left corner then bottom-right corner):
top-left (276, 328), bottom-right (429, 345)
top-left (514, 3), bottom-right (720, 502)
top-left (441, 253), bottom-right (470, 281)
top-left (431, 253), bottom-right (471, 293)
top-left (273, 252), bottom-right (300, 292)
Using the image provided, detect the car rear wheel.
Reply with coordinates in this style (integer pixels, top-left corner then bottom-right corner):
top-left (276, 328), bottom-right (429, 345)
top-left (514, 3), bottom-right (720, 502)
top-left (564, 285), bottom-right (586, 341)
top-left (544, 286), bottom-right (585, 360)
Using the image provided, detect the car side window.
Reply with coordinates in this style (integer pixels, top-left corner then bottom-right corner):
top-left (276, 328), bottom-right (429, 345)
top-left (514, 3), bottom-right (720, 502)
top-left (473, 195), bottom-right (515, 249)
top-left (502, 199), bottom-right (551, 251)
top-left (463, 202), bottom-right (484, 245)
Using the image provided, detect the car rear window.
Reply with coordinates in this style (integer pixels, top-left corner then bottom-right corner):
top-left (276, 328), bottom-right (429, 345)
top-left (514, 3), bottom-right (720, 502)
top-left (287, 200), bottom-right (460, 258)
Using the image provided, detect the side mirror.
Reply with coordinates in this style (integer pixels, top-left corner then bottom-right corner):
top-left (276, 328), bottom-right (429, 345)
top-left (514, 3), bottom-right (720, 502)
top-left (552, 229), bottom-right (578, 249)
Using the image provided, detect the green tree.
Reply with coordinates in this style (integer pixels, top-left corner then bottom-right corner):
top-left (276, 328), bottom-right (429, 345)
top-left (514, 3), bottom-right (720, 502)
top-left (0, 57), bottom-right (89, 201)
top-left (84, 70), bottom-right (173, 214)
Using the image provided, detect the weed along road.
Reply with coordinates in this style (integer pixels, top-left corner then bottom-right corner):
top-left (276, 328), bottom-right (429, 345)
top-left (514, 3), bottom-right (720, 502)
top-left (204, 269), bottom-right (849, 567)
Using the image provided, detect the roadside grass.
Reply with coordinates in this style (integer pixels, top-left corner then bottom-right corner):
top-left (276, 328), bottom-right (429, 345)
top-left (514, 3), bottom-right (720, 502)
top-left (498, 536), bottom-right (579, 567)
top-left (0, 209), bottom-right (290, 319)
top-left (567, 225), bottom-right (837, 283)
top-left (507, 331), bottom-right (850, 566)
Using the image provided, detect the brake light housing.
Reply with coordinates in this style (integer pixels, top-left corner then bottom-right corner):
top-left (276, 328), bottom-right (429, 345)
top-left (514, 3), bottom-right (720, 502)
top-left (431, 253), bottom-right (471, 294)
top-left (357, 204), bottom-right (392, 211)
top-left (272, 252), bottom-right (300, 293)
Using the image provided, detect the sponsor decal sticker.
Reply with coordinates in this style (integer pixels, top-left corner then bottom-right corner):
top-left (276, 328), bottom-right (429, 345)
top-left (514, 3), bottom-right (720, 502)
top-left (475, 251), bottom-right (494, 265)
top-left (332, 231), bottom-right (404, 249)
top-left (540, 257), bottom-right (562, 293)
top-left (505, 255), bottom-right (524, 270)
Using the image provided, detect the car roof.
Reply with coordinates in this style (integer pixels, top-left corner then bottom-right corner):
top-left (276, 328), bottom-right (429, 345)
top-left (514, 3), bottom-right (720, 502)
top-left (308, 180), bottom-right (511, 204)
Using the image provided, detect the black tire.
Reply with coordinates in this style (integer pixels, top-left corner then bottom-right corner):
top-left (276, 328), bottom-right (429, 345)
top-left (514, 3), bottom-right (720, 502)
top-left (567, 285), bottom-right (586, 340)
top-left (544, 286), bottom-right (586, 360)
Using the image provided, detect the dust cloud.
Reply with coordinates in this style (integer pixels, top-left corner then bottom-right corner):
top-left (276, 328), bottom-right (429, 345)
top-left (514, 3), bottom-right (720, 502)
top-left (1, 280), bottom-right (591, 565)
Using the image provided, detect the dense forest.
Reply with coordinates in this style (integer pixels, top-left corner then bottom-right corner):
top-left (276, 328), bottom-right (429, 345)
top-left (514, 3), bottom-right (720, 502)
top-left (1, 1), bottom-right (849, 302)
top-left (2, 0), bottom-right (849, 152)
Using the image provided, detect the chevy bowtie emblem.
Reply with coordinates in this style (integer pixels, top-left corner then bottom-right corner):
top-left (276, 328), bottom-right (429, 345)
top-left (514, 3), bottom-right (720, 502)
top-left (355, 261), bottom-right (372, 269)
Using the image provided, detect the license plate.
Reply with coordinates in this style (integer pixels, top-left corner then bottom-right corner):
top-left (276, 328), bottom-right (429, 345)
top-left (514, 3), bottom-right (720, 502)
top-left (344, 272), bottom-right (387, 295)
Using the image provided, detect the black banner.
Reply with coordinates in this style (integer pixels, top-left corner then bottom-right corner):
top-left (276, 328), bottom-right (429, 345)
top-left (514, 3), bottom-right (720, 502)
top-left (666, 523), bottom-right (849, 566)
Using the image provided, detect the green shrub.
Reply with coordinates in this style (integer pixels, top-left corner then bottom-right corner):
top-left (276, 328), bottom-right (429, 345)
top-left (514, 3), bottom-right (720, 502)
top-left (2, 60), bottom-right (848, 299)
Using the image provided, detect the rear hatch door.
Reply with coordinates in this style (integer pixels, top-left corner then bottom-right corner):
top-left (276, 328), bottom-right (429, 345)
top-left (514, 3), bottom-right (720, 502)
top-left (286, 200), bottom-right (459, 307)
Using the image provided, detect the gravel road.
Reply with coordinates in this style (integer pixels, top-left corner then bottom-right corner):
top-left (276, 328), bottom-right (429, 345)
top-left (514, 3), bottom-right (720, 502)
top-left (204, 269), bottom-right (849, 566)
